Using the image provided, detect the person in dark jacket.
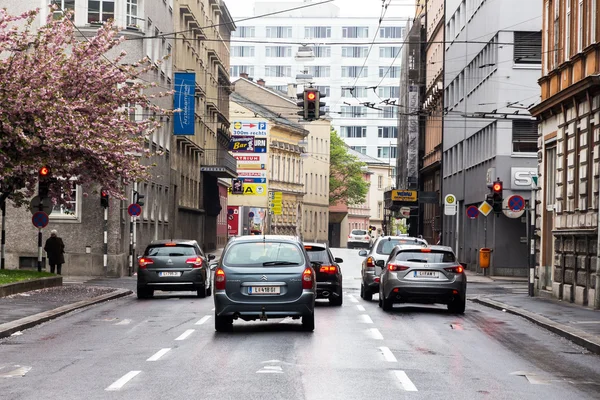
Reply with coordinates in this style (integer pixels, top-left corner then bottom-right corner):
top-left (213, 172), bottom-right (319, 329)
top-left (44, 229), bottom-right (65, 275)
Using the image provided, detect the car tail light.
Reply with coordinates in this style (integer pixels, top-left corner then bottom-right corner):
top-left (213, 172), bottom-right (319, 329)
top-left (138, 258), bottom-right (154, 269)
top-left (420, 248), bottom-right (431, 253)
top-left (366, 257), bottom-right (375, 269)
top-left (374, 277), bottom-right (380, 283)
top-left (215, 268), bottom-right (226, 290)
top-left (348, 234), bottom-right (352, 239)
top-left (444, 265), bottom-right (464, 274)
top-left (387, 263), bottom-right (409, 272)
top-left (302, 268), bottom-right (313, 289)
top-left (186, 257), bottom-right (203, 268)
top-left (364, 235), bottom-right (370, 240)
top-left (319, 265), bottom-right (337, 274)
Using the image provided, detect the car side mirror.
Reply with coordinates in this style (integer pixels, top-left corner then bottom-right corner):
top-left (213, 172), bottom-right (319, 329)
top-left (208, 254), bottom-right (216, 261)
top-left (209, 261), bottom-right (218, 271)
top-left (334, 257), bottom-right (343, 263)
top-left (375, 260), bottom-right (385, 268)
top-left (358, 250), bottom-right (368, 257)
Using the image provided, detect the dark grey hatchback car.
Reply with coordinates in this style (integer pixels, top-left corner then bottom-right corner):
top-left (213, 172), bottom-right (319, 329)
top-left (213, 235), bottom-right (316, 332)
top-left (137, 240), bottom-right (215, 299)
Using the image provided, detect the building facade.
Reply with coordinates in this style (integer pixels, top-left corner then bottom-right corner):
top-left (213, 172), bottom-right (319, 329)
top-left (531, 0), bottom-right (600, 308)
top-left (368, 163), bottom-right (394, 237)
top-left (441, 0), bottom-right (542, 276)
top-left (228, 1), bottom-right (405, 178)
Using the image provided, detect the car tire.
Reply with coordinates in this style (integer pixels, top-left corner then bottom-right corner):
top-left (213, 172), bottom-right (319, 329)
top-left (382, 295), bottom-right (393, 311)
top-left (378, 295), bottom-right (382, 308)
top-left (360, 283), bottom-right (365, 299)
top-left (137, 288), bottom-right (153, 299)
top-left (448, 294), bottom-right (466, 314)
top-left (206, 284), bottom-right (212, 297)
top-left (197, 283), bottom-right (207, 298)
top-left (363, 285), bottom-right (373, 301)
top-left (302, 313), bottom-right (315, 331)
top-left (329, 288), bottom-right (343, 306)
top-left (215, 314), bottom-right (233, 332)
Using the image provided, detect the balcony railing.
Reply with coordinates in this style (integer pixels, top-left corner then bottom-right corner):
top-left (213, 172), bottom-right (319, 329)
top-left (201, 149), bottom-right (237, 178)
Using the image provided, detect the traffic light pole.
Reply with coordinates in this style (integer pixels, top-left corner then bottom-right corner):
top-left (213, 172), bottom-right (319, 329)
top-left (1, 199), bottom-right (5, 270)
top-left (37, 195), bottom-right (44, 273)
top-left (103, 206), bottom-right (108, 274)
top-left (128, 186), bottom-right (134, 277)
top-left (528, 191), bottom-right (536, 297)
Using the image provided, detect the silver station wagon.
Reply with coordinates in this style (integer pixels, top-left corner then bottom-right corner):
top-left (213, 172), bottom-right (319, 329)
top-left (213, 235), bottom-right (316, 332)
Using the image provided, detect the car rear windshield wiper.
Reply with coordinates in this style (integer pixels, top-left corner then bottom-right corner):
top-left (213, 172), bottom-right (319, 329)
top-left (262, 261), bottom-right (299, 266)
top-left (406, 259), bottom-right (428, 263)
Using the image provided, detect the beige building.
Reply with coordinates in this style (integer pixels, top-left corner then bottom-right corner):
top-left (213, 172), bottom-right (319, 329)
top-left (368, 163), bottom-right (394, 236)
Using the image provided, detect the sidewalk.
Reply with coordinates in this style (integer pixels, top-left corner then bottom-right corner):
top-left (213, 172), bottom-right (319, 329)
top-left (466, 270), bottom-right (600, 355)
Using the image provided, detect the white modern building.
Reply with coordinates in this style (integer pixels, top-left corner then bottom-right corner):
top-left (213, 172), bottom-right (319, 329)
top-left (229, 1), bottom-right (406, 179)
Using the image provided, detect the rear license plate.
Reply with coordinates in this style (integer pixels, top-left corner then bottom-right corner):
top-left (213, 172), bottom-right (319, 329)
top-left (159, 272), bottom-right (181, 277)
top-left (248, 286), bottom-right (280, 295)
top-left (414, 271), bottom-right (439, 278)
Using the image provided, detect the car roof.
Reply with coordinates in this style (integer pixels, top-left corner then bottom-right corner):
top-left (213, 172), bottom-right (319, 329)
top-left (394, 244), bottom-right (454, 252)
top-left (149, 239), bottom-right (199, 246)
top-left (229, 235), bottom-right (302, 243)
top-left (376, 236), bottom-right (427, 244)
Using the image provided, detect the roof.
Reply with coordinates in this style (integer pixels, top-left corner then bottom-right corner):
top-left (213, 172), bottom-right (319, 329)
top-left (230, 92), bottom-right (309, 136)
top-left (233, 77), bottom-right (296, 105)
top-left (347, 146), bottom-right (390, 166)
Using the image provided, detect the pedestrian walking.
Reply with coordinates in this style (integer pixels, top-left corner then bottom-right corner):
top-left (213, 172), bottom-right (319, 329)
top-left (44, 229), bottom-right (65, 275)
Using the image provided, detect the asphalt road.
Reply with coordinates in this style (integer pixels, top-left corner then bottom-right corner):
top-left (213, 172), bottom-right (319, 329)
top-left (1, 248), bottom-right (599, 400)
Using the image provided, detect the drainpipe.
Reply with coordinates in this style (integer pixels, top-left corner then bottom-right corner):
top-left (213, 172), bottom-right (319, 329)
top-left (596, 208), bottom-right (600, 309)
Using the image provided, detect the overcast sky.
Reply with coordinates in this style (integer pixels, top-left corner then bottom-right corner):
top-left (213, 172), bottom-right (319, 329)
top-left (223, 0), bottom-right (417, 19)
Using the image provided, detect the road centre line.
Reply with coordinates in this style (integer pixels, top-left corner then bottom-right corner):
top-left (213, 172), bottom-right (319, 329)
top-left (367, 328), bottom-right (384, 340)
top-left (105, 371), bottom-right (141, 391)
top-left (195, 315), bottom-right (211, 325)
top-left (359, 314), bottom-right (373, 324)
top-left (348, 294), bottom-right (358, 303)
top-left (379, 347), bottom-right (397, 362)
top-left (357, 305), bottom-right (366, 311)
top-left (393, 371), bottom-right (418, 392)
top-left (175, 329), bottom-right (195, 341)
top-left (147, 348), bottom-right (171, 362)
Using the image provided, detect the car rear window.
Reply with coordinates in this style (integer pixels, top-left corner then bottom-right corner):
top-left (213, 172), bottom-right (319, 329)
top-left (146, 245), bottom-right (197, 257)
top-left (352, 230), bottom-right (367, 235)
top-left (377, 239), bottom-right (426, 255)
top-left (224, 242), bottom-right (304, 266)
top-left (394, 250), bottom-right (456, 263)
top-left (304, 245), bottom-right (330, 263)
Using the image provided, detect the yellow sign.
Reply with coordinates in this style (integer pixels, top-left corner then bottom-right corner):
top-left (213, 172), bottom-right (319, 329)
top-left (391, 190), bottom-right (418, 202)
top-left (233, 122), bottom-right (242, 130)
top-left (478, 201), bottom-right (493, 216)
top-left (269, 191), bottom-right (283, 214)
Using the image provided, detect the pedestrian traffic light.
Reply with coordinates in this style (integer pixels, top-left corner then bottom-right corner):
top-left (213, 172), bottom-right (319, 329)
top-left (491, 179), bottom-right (503, 213)
top-left (38, 166), bottom-right (51, 198)
top-left (100, 189), bottom-right (109, 208)
top-left (134, 191), bottom-right (145, 206)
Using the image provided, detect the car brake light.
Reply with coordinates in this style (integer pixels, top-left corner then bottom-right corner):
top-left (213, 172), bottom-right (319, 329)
top-left (186, 257), bottom-right (203, 268)
top-left (387, 263), bottom-right (409, 272)
top-left (364, 235), bottom-right (370, 240)
top-left (319, 265), bottom-right (337, 274)
top-left (302, 268), bottom-right (313, 289)
top-left (348, 235), bottom-right (352, 238)
top-left (138, 258), bottom-right (154, 268)
top-left (374, 277), bottom-right (380, 283)
top-left (444, 265), bottom-right (464, 274)
top-left (215, 268), bottom-right (226, 290)
top-left (165, 242), bottom-right (177, 246)
top-left (420, 248), bottom-right (431, 253)
top-left (366, 257), bottom-right (375, 269)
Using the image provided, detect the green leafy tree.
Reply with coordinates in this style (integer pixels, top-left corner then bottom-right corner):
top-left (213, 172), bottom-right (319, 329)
top-left (329, 129), bottom-right (369, 206)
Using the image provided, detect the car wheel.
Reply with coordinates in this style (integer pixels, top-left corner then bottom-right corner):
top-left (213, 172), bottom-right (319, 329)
top-left (329, 288), bottom-right (343, 306)
top-left (382, 295), bottom-right (393, 311)
top-left (378, 295), bottom-right (382, 308)
top-left (363, 285), bottom-right (373, 301)
top-left (302, 313), bottom-right (315, 331)
top-left (197, 283), bottom-right (207, 298)
top-left (206, 284), bottom-right (212, 297)
top-left (448, 294), bottom-right (466, 314)
top-left (215, 314), bottom-right (233, 332)
top-left (360, 283), bottom-right (365, 299)
top-left (137, 288), bottom-right (153, 299)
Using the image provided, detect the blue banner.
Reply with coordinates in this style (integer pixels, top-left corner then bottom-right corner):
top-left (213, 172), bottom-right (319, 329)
top-left (174, 72), bottom-right (195, 135)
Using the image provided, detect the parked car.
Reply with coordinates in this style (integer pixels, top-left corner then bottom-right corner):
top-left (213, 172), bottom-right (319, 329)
top-left (303, 242), bottom-right (343, 306)
top-left (378, 245), bottom-right (466, 313)
top-left (213, 235), bottom-right (316, 332)
top-left (137, 240), bottom-right (215, 299)
top-left (359, 236), bottom-right (428, 301)
top-left (347, 229), bottom-right (373, 249)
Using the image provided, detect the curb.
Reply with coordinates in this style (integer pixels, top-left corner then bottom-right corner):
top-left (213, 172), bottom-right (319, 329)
top-left (0, 288), bottom-right (132, 339)
top-left (0, 276), bottom-right (63, 298)
top-left (470, 296), bottom-right (600, 355)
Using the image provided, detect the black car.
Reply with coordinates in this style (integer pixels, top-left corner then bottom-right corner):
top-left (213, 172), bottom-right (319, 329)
top-left (303, 243), bottom-right (343, 306)
top-left (137, 239), bottom-right (215, 299)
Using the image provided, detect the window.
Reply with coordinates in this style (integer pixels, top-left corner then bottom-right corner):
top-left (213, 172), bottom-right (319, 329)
top-left (342, 46), bottom-right (369, 58)
top-left (342, 87), bottom-right (367, 97)
top-left (564, 0), bottom-right (569, 61)
top-left (265, 46), bottom-right (291, 57)
top-left (380, 27), bottom-right (403, 38)
top-left (231, 46), bottom-right (255, 57)
top-left (578, 0), bottom-right (584, 51)
top-left (377, 175), bottom-right (383, 189)
top-left (50, 181), bottom-right (81, 221)
top-left (266, 26), bottom-right (292, 38)
top-left (342, 126), bottom-right (367, 138)
top-left (341, 106), bottom-right (366, 118)
top-left (513, 31), bottom-right (542, 64)
top-left (395, 250), bottom-right (456, 263)
top-left (312, 46), bottom-right (331, 58)
top-left (306, 66), bottom-right (330, 77)
top-left (264, 66), bottom-right (291, 77)
top-left (377, 201), bottom-right (383, 219)
top-left (512, 120), bottom-right (538, 152)
top-left (342, 66), bottom-right (368, 78)
top-left (126, 0), bottom-right (138, 26)
top-left (590, 0), bottom-right (597, 44)
top-left (88, 0), bottom-right (114, 23)
top-left (377, 146), bottom-right (397, 158)
top-left (545, 146), bottom-right (557, 207)
top-left (378, 126), bottom-right (398, 138)
top-left (379, 47), bottom-right (402, 58)
top-left (267, 85), bottom-right (287, 93)
top-left (351, 146), bottom-right (367, 154)
top-left (224, 242), bottom-right (303, 266)
top-left (379, 106), bottom-right (398, 118)
top-left (378, 86), bottom-right (400, 98)
top-left (343, 27), bottom-right (369, 38)
top-left (230, 65), bottom-right (255, 77)
top-left (54, 0), bottom-right (75, 19)
top-left (315, 86), bottom-right (330, 97)
top-left (379, 66), bottom-right (400, 78)
top-left (305, 26), bottom-right (331, 38)
top-left (233, 26), bottom-right (255, 37)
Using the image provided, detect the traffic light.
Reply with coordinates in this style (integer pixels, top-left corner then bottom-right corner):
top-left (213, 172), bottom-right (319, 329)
top-left (491, 179), bottom-right (503, 213)
top-left (296, 89), bottom-right (322, 121)
top-left (100, 189), bottom-right (109, 208)
top-left (318, 91), bottom-right (327, 117)
top-left (134, 191), bottom-right (145, 206)
top-left (297, 91), bottom-right (306, 119)
top-left (38, 166), bottom-right (51, 198)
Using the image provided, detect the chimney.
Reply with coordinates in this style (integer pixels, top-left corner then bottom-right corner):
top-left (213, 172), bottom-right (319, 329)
top-left (287, 83), bottom-right (297, 99)
top-left (239, 72), bottom-right (249, 79)
top-left (257, 78), bottom-right (265, 86)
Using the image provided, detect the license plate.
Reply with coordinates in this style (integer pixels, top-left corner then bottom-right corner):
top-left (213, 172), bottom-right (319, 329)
top-left (159, 271), bottom-right (181, 277)
top-left (248, 286), bottom-right (280, 295)
top-left (414, 271), bottom-right (439, 278)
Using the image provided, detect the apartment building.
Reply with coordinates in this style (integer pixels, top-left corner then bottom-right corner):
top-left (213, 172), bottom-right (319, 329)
top-left (531, 0), bottom-right (600, 308)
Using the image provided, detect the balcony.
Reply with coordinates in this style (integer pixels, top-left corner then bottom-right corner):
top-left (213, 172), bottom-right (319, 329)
top-left (201, 149), bottom-right (237, 178)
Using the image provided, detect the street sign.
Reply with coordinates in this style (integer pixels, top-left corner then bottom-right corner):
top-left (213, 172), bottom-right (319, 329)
top-left (32, 211), bottom-right (49, 228)
top-left (466, 206), bottom-right (479, 219)
top-left (400, 207), bottom-right (411, 218)
top-left (29, 196), bottom-right (53, 215)
top-left (508, 195), bottom-right (525, 211)
top-left (128, 203), bottom-right (142, 217)
top-left (444, 194), bottom-right (457, 216)
top-left (502, 197), bottom-right (525, 219)
top-left (479, 201), bottom-right (493, 216)
top-left (391, 190), bottom-right (418, 202)
top-left (232, 121), bottom-right (268, 136)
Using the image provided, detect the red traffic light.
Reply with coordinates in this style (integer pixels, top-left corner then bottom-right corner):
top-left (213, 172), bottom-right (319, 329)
top-left (39, 166), bottom-right (50, 177)
top-left (306, 91), bottom-right (316, 101)
top-left (493, 182), bottom-right (503, 193)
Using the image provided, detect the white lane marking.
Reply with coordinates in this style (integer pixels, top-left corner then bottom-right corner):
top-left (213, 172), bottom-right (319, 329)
top-left (348, 295), bottom-right (358, 303)
top-left (175, 329), bottom-right (195, 341)
top-left (195, 316), bottom-right (211, 325)
top-left (257, 366), bottom-right (283, 374)
top-left (147, 348), bottom-right (171, 362)
top-left (0, 365), bottom-right (32, 377)
top-left (393, 371), bottom-right (418, 392)
top-left (379, 347), bottom-right (397, 362)
top-left (359, 314), bottom-right (373, 324)
top-left (105, 371), bottom-right (141, 391)
top-left (357, 305), bottom-right (366, 312)
top-left (367, 328), bottom-right (384, 340)
top-left (115, 319), bottom-right (131, 325)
